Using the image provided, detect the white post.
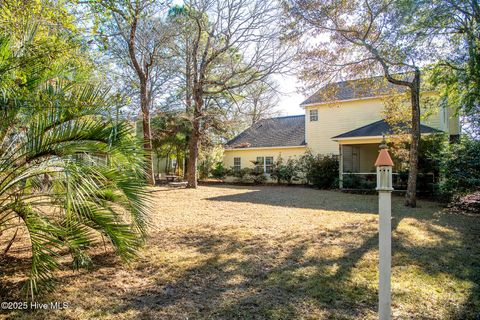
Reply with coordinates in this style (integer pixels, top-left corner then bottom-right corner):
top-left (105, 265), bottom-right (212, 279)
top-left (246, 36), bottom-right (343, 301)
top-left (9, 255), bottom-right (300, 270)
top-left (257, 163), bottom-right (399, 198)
top-left (339, 144), bottom-right (344, 189)
top-left (375, 139), bottom-right (394, 320)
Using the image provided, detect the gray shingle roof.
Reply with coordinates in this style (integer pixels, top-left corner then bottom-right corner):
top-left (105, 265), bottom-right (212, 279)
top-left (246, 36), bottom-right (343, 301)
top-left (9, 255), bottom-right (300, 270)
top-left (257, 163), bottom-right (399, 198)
top-left (226, 115), bottom-right (306, 148)
top-left (301, 77), bottom-right (409, 106)
top-left (332, 119), bottom-right (441, 139)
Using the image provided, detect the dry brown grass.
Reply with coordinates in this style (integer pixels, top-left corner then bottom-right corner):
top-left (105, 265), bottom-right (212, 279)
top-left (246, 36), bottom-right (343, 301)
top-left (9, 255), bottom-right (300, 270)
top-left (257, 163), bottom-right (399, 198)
top-left (1, 184), bottom-right (479, 319)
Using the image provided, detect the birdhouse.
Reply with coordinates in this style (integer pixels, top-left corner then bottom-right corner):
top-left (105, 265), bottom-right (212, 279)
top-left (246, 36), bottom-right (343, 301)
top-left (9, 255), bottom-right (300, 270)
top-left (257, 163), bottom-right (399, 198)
top-left (375, 138), bottom-right (394, 191)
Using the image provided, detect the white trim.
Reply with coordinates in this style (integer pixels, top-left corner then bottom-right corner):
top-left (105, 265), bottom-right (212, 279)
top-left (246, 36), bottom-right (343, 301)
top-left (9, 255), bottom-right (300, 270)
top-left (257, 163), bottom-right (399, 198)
top-left (333, 135), bottom-right (384, 142)
top-left (224, 145), bottom-right (307, 151)
top-left (333, 131), bottom-right (441, 142)
top-left (300, 90), bottom-right (437, 109)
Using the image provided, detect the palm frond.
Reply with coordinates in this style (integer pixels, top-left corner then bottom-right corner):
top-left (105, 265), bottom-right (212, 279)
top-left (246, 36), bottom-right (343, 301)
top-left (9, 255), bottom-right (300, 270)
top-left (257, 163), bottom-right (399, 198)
top-left (0, 35), bottom-right (151, 299)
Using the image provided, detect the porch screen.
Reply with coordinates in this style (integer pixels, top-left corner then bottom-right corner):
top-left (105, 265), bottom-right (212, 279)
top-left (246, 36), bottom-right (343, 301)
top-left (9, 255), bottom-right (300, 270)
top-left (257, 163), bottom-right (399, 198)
top-left (343, 145), bottom-right (360, 172)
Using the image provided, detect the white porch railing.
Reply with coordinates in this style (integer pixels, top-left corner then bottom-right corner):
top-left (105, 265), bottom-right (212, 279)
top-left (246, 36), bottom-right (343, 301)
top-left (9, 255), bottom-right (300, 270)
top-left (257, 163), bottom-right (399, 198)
top-left (340, 172), bottom-right (435, 192)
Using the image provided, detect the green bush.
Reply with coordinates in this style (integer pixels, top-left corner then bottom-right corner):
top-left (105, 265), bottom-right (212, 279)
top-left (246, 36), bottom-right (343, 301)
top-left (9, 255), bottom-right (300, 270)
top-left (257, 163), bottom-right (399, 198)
top-left (211, 162), bottom-right (228, 179)
top-left (229, 167), bottom-right (266, 184)
top-left (299, 152), bottom-right (339, 189)
top-left (438, 137), bottom-right (480, 200)
top-left (270, 157), bottom-right (300, 184)
top-left (342, 173), bottom-right (376, 189)
top-left (249, 160), bottom-right (267, 184)
top-left (231, 167), bottom-right (250, 182)
top-left (250, 171), bottom-right (267, 184)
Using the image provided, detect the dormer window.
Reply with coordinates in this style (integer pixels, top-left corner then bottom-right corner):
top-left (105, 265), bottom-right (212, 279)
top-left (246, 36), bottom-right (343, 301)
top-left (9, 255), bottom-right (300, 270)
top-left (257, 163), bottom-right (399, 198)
top-left (310, 109), bottom-right (318, 121)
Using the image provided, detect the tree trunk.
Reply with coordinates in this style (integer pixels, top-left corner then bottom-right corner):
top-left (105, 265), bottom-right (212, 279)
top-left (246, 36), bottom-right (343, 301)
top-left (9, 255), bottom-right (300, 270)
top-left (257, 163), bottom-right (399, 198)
top-left (186, 120), bottom-right (199, 188)
top-left (405, 71), bottom-right (421, 207)
top-left (126, 12), bottom-right (155, 186)
top-left (176, 147), bottom-right (181, 175)
top-left (187, 77), bottom-right (203, 188)
top-left (140, 85), bottom-right (155, 186)
top-left (165, 152), bottom-right (170, 174)
top-left (183, 153), bottom-right (188, 180)
top-left (184, 43), bottom-right (192, 181)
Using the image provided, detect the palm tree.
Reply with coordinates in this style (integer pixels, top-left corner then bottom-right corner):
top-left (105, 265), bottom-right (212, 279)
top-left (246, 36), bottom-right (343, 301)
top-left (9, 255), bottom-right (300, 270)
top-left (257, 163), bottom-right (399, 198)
top-left (0, 36), bottom-right (150, 299)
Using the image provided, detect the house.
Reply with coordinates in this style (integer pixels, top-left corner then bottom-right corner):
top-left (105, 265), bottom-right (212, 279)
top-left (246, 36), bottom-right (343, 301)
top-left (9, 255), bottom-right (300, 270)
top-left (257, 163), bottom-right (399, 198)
top-left (223, 77), bottom-right (460, 186)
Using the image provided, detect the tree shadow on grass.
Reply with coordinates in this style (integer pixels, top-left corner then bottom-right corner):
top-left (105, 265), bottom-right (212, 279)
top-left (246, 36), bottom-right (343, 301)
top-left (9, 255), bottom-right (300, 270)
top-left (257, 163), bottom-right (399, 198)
top-left (205, 184), bottom-right (384, 213)
top-left (113, 204), bottom-right (480, 319)
top-left (392, 210), bottom-right (480, 319)
top-left (1, 188), bottom-right (478, 319)
top-left (114, 227), bottom-right (380, 319)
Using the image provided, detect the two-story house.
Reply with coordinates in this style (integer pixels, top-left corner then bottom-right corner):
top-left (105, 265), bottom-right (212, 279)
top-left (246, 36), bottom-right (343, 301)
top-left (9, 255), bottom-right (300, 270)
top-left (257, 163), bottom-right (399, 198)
top-left (223, 77), bottom-right (460, 186)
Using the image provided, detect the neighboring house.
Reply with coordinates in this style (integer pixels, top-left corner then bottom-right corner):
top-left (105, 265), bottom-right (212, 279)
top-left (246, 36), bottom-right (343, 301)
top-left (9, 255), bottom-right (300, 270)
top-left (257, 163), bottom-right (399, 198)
top-left (223, 77), bottom-right (460, 186)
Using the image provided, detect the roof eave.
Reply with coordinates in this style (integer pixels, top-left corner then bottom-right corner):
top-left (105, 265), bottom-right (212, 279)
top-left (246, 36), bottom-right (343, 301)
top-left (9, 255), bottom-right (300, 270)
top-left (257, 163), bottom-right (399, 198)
top-left (332, 131), bottom-right (441, 141)
top-left (224, 145), bottom-right (307, 151)
top-left (300, 90), bottom-right (437, 108)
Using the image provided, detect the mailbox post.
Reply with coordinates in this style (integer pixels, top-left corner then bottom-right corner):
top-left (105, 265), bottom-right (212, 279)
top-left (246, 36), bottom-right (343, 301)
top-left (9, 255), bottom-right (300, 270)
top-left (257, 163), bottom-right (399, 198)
top-left (375, 138), bottom-right (394, 320)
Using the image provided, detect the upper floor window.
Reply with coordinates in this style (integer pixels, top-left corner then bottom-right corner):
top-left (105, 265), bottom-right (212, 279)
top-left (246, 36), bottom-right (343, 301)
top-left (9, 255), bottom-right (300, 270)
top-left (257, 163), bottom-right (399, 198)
top-left (233, 157), bottom-right (241, 172)
top-left (310, 109), bottom-right (318, 121)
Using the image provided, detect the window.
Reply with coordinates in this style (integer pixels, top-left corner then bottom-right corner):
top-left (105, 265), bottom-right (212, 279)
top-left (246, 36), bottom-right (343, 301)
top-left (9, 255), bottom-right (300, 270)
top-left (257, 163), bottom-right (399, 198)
top-left (256, 156), bottom-right (264, 173)
top-left (255, 156), bottom-right (273, 174)
top-left (310, 109), bottom-right (318, 121)
top-left (233, 157), bottom-right (241, 172)
top-left (265, 156), bottom-right (274, 174)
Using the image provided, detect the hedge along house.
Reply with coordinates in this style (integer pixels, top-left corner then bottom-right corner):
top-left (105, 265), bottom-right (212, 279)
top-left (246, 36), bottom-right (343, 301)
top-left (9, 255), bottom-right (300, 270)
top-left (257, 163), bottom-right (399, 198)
top-left (223, 77), bottom-right (460, 187)
top-left (223, 115), bottom-right (307, 179)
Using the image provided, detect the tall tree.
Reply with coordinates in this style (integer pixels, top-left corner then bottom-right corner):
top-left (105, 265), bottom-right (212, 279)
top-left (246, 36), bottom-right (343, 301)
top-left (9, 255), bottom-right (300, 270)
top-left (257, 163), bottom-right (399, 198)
top-left (166, 5), bottom-right (198, 179)
top-left (180, 0), bottom-right (293, 188)
top-left (287, 0), bottom-right (429, 207)
top-left (411, 0), bottom-right (480, 138)
top-left (236, 80), bottom-right (281, 126)
top-left (92, 0), bottom-right (172, 185)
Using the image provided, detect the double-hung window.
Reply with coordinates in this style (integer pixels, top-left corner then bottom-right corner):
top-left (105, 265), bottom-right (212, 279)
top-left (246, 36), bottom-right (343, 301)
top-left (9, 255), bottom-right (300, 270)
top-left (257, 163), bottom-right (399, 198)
top-left (256, 157), bottom-right (265, 173)
top-left (265, 156), bottom-right (274, 174)
top-left (233, 157), bottom-right (241, 172)
top-left (256, 156), bottom-right (273, 174)
top-left (310, 109), bottom-right (318, 121)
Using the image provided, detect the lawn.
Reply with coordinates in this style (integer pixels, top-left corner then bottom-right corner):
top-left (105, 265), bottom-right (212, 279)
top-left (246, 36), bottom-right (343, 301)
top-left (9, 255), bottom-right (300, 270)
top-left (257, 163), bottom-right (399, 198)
top-left (1, 185), bottom-right (479, 319)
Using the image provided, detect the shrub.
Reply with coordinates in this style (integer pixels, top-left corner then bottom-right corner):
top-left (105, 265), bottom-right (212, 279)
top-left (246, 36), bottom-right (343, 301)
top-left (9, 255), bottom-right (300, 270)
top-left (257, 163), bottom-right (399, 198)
top-left (250, 171), bottom-right (267, 184)
top-left (249, 160), bottom-right (267, 184)
top-left (299, 152), bottom-right (339, 189)
top-left (438, 137), bottom-right (480, 200)
top-left (270, 157), bottom-right (300, 184)
top-left (342, 173), bottom-right (375, 189)
top-left (231, 167), bottom-right (251, 182)
top-left (211, 162), bottom-right (228, 179)
top-left (388, 134), bottom-right (455, 195)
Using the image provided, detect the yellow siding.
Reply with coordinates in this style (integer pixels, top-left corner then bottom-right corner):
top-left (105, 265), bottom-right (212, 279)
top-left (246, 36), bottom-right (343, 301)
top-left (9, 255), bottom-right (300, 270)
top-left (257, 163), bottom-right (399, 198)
top-left (224, 92), bottom-right (459, 176)
top-left (305, 98), bottom-right (385, 155)
top-left (305, 93), bottom-right (455, 155)
top-left (223, 146), bottom-right (307, 169)
top-left (447, 106), bottom-right (461, 135)
top-left (420, 92), bottom-right (443, 130)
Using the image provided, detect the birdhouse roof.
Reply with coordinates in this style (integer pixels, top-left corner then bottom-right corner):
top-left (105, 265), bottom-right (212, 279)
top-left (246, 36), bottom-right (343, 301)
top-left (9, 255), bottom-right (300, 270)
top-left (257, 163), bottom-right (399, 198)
top-left (375, 148), bottom-right (394, 167)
